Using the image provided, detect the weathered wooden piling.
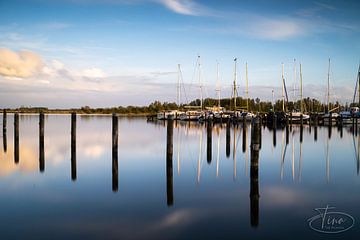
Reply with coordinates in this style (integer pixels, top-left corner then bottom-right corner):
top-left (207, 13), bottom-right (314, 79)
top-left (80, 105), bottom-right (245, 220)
top-left (250, 117), bottom-right (260, 228)
top-left (289, 112), bottom-right (293, 131)
top-left (14, 112), bottom-right (19, 164)
top-left (71, 112), bottom-right (77, 181)
top-left (300, 115), bottom-right (303, 143)
top-left (112, 113), bottom-right (119, 192)
top-left (206, 120), bottom-right (212, 164)
top-left (272, 127), bottom-right (276, 147)
top-left (356, 116), bottom-right (358, 136)
top-left (242, 124), bottom-right (247, 153)
top-left (166, 118), bottom-right (174, 206)
top-left (226, 119), bottom-right (230, 158)
top-left (39, 112), bottom-right (45, 172)
top-left (2, 109), bottom-right (7, 152)
top-left (286, 125), bottom-right (289, 145)
top-left (2, 109), bottom-right (6, 134)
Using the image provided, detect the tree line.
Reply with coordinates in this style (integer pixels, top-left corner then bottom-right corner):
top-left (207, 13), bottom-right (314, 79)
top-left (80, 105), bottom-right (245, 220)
top-left (1, 97), bottom-right (357, 114)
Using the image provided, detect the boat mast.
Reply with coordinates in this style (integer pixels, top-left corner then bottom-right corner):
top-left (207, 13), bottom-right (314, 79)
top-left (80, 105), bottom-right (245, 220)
top-left (233, 58), bottom-right (237, 111)
top-left (198, 56), bottom-right (203, 110)
top-left (358, 64), bottom-right (360, 107)
top-left (300, 63), bottom-right (303, 114)
top-left (282, 63), bottom-right (285, 112)
top-left (177, 64), bottom-right (181, 107)
top-left (216, 61), bottom-right (221, 108)
top-left (293, 59), bottom-right (296, 102)
top-left (327, 58), bottom-right (330, 113)
top-left (246, 62), bottom-right (249, 112)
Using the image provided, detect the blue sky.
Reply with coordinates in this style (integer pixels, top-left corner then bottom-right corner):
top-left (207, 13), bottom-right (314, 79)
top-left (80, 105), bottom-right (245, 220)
top-left (0, 0), bottom-right (359, 108)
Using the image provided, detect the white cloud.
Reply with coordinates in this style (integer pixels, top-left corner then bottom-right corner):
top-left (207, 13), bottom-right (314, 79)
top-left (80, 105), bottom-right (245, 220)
top-left (248, 17), bottom-right (307, 40)
top-left (157, 0), bottom-right (208, 16)
top-left (81, 67), bottom-right (106, 78)
top-left (0, 48), bottom-right (43, 78)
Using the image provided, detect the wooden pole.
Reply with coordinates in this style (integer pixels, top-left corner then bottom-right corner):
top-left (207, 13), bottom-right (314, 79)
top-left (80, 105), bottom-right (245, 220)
top-left (300, 114), bottom-right (303, 143)
top-left (14, 112), bottom-right (19, 164)
top-left (242, 123), bottom-right (247, 153)
top-left (71, 112), bottom-right (77, 181)
top-left (39, 112), bottom-right (45, 172)
top-left (2, 109), bottom-right (7, 152)
top-left (226, 119), bottom-right (231, 158)
top-left (166, 118), bottom-right (174, 206)
top-left (112, 113), bottom-right (119, 192)
top-left (250, 116), bottom-right (260, 228)
top-left (206, 120), bottom-right (212, 164)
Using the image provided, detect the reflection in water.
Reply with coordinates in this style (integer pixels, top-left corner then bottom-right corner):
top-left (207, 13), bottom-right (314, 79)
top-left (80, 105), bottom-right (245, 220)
top-left (39, 112), bottom-right (45, 172)
top-left (71, 113), bottom-right (77, 181)
top-left (206, 121), bottom-right (212, 164)
top-left (112, 114), bottom-right (119, 192)
top-left (14, 113), bottom-right (19, 164)
top-left (216, 127), bottom-right (220, 177)
top-left (197, 126), bottom-right (203, 183)
top-left (166, 119), bottom-right (174, 206)
top-left (250, 118), bottom-right (260, 228)
top-left (226, 120), bottom-right (230, 158)
top-left (1, 115), bottom-right (360, 239)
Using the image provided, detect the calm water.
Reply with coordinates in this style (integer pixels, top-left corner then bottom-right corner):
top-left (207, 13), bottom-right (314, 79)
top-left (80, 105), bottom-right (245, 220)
top-left (0, 114), bottom-right (359, 239)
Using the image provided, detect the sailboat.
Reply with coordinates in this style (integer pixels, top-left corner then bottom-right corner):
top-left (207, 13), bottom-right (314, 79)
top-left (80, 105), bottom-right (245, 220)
top-left (323, 58), bottom-right (340, 125)
top-left (179, 56), bottom-right (205, 121)
top-left (239, 63), bottom-right (256, 121)
top-left (157, 64), bottom-right (185, 120)
top-left (213, 61), bottom-right (231, 122)
top-left (288, 63), bottom-right (310, 123)
top-left (339, 64), bottom-right (360, 123)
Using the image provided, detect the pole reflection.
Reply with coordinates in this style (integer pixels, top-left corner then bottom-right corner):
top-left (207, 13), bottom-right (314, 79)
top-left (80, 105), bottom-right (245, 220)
top-left (166, 119), bottom-right (174, 206)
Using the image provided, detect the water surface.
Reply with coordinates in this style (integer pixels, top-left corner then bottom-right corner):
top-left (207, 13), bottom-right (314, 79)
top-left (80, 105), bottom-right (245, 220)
top-left (0, 114), bottom-right (359, 239)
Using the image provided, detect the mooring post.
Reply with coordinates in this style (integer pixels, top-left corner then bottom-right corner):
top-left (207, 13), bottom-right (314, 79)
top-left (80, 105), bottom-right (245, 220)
top-left (356, 116), bottom-right (358, 136)
top-left (206, 119), bottom-right (212, 164)
top-left (112, 113), bottom-right (119, 192)
top-left (250, 116), bottom-right (260, 228)
top-left (314, 114), bottom-right (318, 141)
top-left (166, 117), bottom-right (174, 206)
top-left (242, 123), bottom-right (247, 153)
top-left (71, 112), bottom-right (77, 181)
top-left (39, 112), bottom-right (45, 172)
top-left (300, 114), bottom-right (303, 143)
top-left (286, 124), bottom-right (289, 145)
top-left (290, 112), bottom-right (293, 131)
top-left (2, 109), bottom-right (7, 152)
top-left (14, 112), bottom-right (19, 164)
top-left (2, 109), bottom-right (6, 135)
top-left (226, 119), bottom-right (231, 158)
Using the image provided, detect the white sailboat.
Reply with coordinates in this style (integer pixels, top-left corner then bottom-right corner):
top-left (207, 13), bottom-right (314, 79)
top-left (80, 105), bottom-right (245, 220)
top-left (323, 58), bottom-right (339, 125)
top-left (157, 64), bottom-right (184, 120)
top-left (179, 56), bottom-right (204, 121)
top-left (289, 63), bottom-right (310, 123)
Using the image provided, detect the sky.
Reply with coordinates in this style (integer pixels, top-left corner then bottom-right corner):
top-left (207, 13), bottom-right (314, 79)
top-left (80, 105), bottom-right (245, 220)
top-left (0, 0), bottom-right (359, 108)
